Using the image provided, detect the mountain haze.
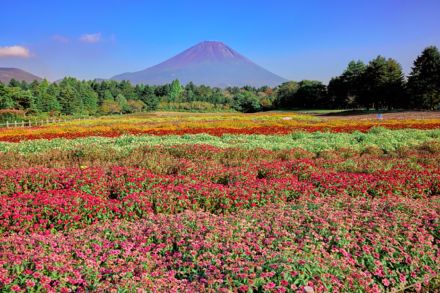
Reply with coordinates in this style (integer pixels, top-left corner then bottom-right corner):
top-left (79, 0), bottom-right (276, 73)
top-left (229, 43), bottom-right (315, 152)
top-left (0, 68), bottom-right (42, 84)
top-left (112, 41), bottom-right (287, 87)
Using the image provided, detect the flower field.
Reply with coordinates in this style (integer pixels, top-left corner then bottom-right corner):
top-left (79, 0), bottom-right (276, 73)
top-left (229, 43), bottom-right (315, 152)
top-left (1, 112), bottom-right (440, 142)
top-left (0, 112), bottom-right (439, 292)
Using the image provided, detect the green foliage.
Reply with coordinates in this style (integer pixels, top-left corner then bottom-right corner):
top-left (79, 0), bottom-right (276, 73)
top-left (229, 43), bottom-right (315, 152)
top-left (115, 94), bottom-right (129, 113)
top-left (232, 91), bottom-right (262, 113)
top-left (275, 81), bottom-right (299, 108)
top-left (100, 99), bottom-right (121, 114)
top-left (330, 56), bottom-right (408, 110)
top-left (80, 82), bottom-right (99, 115)
top-left (275, 80), bottom-right (327, 109)
top-left (140, 87), bottom-right (160, 111)
top-left (126, 100), bottom-right (145, 113)
top-left (407, 46), bottom-right (440, 110)
top-left (328, 61), bottom-right (366, 108)
top-left (5, 87), bottom-right (36, 112)
top-left (327, 76), bottom-right (349, 108)
top-left (168, 79), bottom-right (183, 102)
top-left (0, 109), bottom-right (26, 123)
top-left (31, 80), bottom-right (62, 113)
top-left (56, 78), bottom-right (98, 115)
top-left (359, 56), bottom-right (405, 110)
top-left (343, 60), bottom-right (366, 98)
top-left (0, 83), bottom-right (15, 109)
top-left (1, 128), bottom-right (438, 154)
top-left (103, 89), bottom-right (114, 101)
top-left (294, 80), bottom-right (327, 108)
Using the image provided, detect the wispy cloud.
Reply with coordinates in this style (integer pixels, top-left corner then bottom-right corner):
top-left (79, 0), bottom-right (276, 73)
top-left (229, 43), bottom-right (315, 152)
top-left (0, 45), bottom-right (31, 58)
top-left (52, 34), bottom-right (70, 43)
top-left (79, 33), bottom-right (102, 43)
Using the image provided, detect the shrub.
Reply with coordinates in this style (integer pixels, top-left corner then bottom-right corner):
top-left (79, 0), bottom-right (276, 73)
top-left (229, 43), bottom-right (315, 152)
top-left (0, 109), bottom-right (26, 123)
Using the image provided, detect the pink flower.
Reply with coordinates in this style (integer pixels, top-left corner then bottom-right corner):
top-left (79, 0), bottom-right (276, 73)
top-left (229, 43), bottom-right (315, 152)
top-left (382, 278), bottom-right (390, 287)
top-left (264, 282), bottom-right (276, 290)
top-left (33, 272), bottom-right (42, 279)
top-left (25, 280), bottom-right (35, 288)
top-left (399, 274), bottom-right (406, 283)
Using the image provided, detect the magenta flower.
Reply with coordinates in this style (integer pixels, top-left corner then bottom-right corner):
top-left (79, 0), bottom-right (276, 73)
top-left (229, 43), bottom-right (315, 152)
top-left (264, 282), bottom-right (276, 290)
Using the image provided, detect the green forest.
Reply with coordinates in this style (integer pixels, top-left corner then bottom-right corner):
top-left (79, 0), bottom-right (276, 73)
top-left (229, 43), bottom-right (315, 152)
top-left (1, 46), bottom-right (439, 122)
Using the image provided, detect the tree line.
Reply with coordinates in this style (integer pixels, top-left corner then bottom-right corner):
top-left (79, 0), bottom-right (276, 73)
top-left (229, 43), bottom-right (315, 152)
top-left (277, 46), bottom-right (440, 110)
top-left (0, 45), bottom-right (439, 120)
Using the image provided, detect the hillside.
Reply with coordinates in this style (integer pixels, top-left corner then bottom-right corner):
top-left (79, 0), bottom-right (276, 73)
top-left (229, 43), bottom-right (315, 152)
top-left (0, 68), bottom-right (42, 84)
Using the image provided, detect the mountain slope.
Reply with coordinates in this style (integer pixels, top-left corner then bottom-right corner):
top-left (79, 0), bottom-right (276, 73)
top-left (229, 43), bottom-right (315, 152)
top-left (112, 41), bottom-right (287, 87)
top-left (0, 68), bottom-right (42, 83)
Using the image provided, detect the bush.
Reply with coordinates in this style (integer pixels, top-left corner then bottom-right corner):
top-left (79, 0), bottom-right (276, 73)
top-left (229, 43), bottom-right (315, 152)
top-left (100, 99), bottom-right (121, 115)
top-left (0, 109), bottom-right (26, 123)
top-left (126, 100), bottom-right (145, 113)
top-left (232, 92), bottom-right (262, 113)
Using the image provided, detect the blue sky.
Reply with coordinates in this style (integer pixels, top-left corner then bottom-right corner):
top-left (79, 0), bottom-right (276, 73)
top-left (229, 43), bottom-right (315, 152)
top-left (1, 0), bottom-right (439, 83)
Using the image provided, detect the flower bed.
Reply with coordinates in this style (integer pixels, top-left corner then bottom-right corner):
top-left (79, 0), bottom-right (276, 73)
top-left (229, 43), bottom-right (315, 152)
top-left (1, 114), bottom-right (439, 292)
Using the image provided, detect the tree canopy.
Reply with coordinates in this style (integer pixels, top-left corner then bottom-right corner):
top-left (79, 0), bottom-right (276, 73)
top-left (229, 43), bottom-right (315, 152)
top-left (407, 46), bottom-right (440, 109)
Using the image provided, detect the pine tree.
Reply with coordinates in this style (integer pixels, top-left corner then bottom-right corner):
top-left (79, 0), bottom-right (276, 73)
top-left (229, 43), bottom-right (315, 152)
top-left (407, 46), bottom-right (440, 109)
top-left (359, 56), bottom-right (404, 110)
top-left (342, 60), bottom-right (366, 103)
top-left (115, 94), bottom-right (128, 113)
top-left (140, 87), bottom-right (159, 111)
top-left (79, 82), bottom-right (98, 115)
top-left (169, 79), bottom-right (183, 102)
top-left (0, 83), bottom-right (14, 109)
top-left (46, 83), bottom-right (62, 113)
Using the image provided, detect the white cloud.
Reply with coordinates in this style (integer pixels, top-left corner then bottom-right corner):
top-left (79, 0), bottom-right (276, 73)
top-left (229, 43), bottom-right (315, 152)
top-left (52, 35), bottom-right (70, 43)
top-left (80, 33), bottom-right (102, 43)
top-left (0, 45), bottom-right (31, 58)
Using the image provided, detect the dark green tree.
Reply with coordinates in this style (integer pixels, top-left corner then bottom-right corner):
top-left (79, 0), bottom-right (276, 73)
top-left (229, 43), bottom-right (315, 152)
top-left (327, 76), bottom-right (349, 108)
top-left (275, 81), bottom-right (299, 108)
top-left (58, 78), bottom-right (80, 114)
top-left (31, 79), bottom-right (62, 113)
top-left (6, 87), bottom-right (36, 112)
top-left (140, 87), bottom-right (160, 111)
top-left (359, 56), bottom-right (405, 110)
top-left (341, 60), bottom-right (366, 106)
top-left (118, 80), bottom-right (137, 100)
top-left (327, 60), bottom-right (366, 109)
top-left (115, 94), bottom-right (129, 113)
top-left (103, 89), bottom-right (114, 101)
top-left (0, 83), bottom-right (14, 109)
top-left (232, 91), bottom-right (262, 113)
top-left (47, 83), bottom-right (61, 114)
top-left (407, 46), bottom-right (440, 109)
top-left (294, 80), bottom-right (328, 108)
top-left (168, 79), bottom-right (183, 102)
top-left (8, 79), bottom-right (21, 88)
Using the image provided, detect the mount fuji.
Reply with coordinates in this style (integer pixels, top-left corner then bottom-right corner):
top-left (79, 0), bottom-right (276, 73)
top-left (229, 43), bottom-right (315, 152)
top-left (111, 41), bottom-right (287, 87)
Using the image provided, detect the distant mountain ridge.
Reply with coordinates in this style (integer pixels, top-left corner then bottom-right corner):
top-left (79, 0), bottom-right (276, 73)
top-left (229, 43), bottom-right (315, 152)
top-left (112, 41), bottom-right (287, 87)
top-left (0, 68), bottom-right (42, 84)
